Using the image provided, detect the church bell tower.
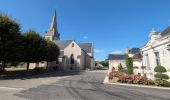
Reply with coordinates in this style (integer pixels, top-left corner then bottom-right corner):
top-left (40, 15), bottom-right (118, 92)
top-left (45, 10), bottom-right (60, 41)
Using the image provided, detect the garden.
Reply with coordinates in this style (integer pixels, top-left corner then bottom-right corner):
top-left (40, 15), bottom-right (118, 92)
top-left (108, 65), bottom-right (170, 87)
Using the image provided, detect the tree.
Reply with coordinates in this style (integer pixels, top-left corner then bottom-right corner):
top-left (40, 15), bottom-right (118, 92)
top-left (23, 30), bottom-right (45, 71)
top-left (100, 61), bottom-right (108, 67)
top-left (125, 55), bottom-right (133, 74)
top-left (45, 40), bottom-right (60, 69)
top-left (0, 13), bottom-right (22, 70)
top-left (154, 65), bottom-right (169, 80)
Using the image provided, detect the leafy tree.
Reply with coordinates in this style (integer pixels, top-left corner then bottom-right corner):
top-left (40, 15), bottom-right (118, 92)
top-left (0, 13), bottom-right (22, 70)
top-left (100, 61), bottom-right (108, 67)
top-left (23, 30), bottom-right (45, 71)
top-left (45, 40), bottom-right (60, 68)
top-left (125, 55), bottom-right (133, 74)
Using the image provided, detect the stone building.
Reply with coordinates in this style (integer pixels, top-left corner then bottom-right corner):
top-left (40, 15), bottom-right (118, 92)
top-left (44, 11), bottom-right (95, 70)
top-left (108, 48), bottom-right (142, 73)
top-left (141, 28), bottom-right (170, 78)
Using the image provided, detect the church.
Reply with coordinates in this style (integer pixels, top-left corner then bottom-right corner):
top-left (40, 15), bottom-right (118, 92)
top-left (44, 11), bottom-right (95, 70)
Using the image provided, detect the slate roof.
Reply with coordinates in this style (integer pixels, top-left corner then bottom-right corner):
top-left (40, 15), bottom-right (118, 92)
top-left (108, 54), bottom-right (126, 60)
top-left (132, 53), bottom-right (142, 60)
top-left (54, 40), bottom-right (73, 50)
top-left (78, 43), bottom-right (92, 53)
top-left (129, 48), bottom-right (140, 54)
top-left (161, 26), bottom-right (170, 36)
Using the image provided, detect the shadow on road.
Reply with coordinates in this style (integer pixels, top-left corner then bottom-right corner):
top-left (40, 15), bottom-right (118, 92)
top-left (0, 70), bottom-right (82, 80)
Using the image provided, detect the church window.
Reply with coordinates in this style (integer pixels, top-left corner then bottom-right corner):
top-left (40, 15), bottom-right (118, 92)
top-left (70, 54), bottom-right (74, 64)
top-left (72, 43), bottom-right (74, 47)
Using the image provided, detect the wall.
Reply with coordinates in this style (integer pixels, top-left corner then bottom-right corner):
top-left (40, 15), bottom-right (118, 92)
top-left (64, 41), bottom-right (83, 70)
top-left (109, 60), bottom-right (126, 70)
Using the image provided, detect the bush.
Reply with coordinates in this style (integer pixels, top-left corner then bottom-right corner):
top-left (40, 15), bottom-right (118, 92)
top-left (121, 69), bottom-right (129, 74)
top-left (154, 73), bottom-right (169, 80)
top-left (154, 66), bottom-right (167, 73)
top-left (108, 70), bottom-right (123, 80)
top-left (155, 79), bottom-right (170, 87)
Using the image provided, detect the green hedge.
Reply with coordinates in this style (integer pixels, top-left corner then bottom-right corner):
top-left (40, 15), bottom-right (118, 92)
top-left (155, 79), bottom-right (170, 87)
top-left (154, 66), bottom-right (167, 73)
top-left (154, 73), bottom-right (169, 80)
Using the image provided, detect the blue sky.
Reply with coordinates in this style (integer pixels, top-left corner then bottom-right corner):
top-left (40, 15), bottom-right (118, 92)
top-left (1, 0), bottom-right (170, 61)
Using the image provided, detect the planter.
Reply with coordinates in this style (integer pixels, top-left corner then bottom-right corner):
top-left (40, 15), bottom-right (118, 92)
top-left (112, 77), bottom-right (119, 83)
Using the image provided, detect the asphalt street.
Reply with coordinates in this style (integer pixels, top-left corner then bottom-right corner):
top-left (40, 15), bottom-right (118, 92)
top-left (10, 71), bottom-right (170, 100)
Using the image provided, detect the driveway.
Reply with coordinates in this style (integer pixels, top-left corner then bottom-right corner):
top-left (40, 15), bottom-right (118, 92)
top-left (0, 70), bottom-right (170, 100)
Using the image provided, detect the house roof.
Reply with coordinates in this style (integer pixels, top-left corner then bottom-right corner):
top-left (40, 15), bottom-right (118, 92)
top-left (78, 43), bottom-right (92, 53)
top-left (108, 54), bottom-right (126, 60)
top-left (129, 48), bottom-right (140, 54)
top-left (132, 53), bottom-right (142, 60)
top-left (161, 26), bottom-right (170, 36)
top-left (54, 40), bottom-right (73, 50)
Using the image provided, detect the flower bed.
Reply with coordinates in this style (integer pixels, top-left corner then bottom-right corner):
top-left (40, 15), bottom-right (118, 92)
top-left (108, 70), bottom-right (155, 86)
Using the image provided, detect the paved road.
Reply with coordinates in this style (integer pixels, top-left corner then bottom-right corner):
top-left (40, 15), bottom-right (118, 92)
top-left (1, 71), bottom-right (170, 100)
top-left (11, 71), bottom-right (170, 100)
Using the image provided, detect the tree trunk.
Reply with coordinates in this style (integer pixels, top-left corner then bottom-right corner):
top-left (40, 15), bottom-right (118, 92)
top-left (26, 62), bottom-right (29, 71)
top-left (2, 61), bottom-right (6, 70)
top-left (46, 62), bottom-right (48, 69)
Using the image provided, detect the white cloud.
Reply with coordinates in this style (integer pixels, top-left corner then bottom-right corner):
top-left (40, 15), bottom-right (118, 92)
top-left (83, 36), bottom-right (88, 39)
top-left (94, 49), bottom-right (104, 53)
top-left (111, 50), bottom-right (123, 54)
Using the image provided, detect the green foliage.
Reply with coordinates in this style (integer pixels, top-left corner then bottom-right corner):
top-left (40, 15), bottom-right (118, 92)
top-left (154, 66), bottom-right (167, 73)
top-left (100, 61), bottom-right (108, 67)
top-left (0, 13), bottom-right (60, 72)
top-left (154, 73), bottom-right (169, 80)
top-left (45, 40), bottom-right (60, 68)
top-left (118, 63), bottom-right (123, 71)
top-left (121, 68), bottom-right (129, 74)
top-left (0, 13), bottom-right (22, 69)
top-left (125, 55), bottom-right (133, 74)
top-left (154, 66), bottom-right (169, 80)
top-left (23, 30), bottom-right (44, 62)
top-left (155, 79), bottom-right (170, 87)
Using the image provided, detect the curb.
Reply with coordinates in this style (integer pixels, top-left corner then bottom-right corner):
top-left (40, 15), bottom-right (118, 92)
top-left (103, 82), bottom-right (170, 90)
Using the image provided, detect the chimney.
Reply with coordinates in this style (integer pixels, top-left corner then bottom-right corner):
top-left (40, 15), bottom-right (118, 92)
top-left (125, 48), bottom-right (129, 54)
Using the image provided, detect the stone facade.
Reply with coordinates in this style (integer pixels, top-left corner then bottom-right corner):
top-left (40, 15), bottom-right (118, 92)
top-left (44, 11), bottom-right (94, 70)
top-left (141, 28), bottom-right (170, 79)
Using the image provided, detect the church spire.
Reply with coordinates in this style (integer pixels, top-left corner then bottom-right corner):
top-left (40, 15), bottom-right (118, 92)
top-left (45, 10), bottom-right (60, 41)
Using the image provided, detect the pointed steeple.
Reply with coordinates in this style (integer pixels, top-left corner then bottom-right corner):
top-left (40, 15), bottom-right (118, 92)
top-left (49, 10), bottom-right (57, 31)
top-left (45, 10), bottom-right (60, 41)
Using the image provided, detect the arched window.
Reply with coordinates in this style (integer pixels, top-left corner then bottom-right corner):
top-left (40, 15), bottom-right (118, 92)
top-left (70, 54), bottom-right (74, 64)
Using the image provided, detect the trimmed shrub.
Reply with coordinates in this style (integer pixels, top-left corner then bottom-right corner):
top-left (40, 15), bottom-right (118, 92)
top-left (118, 63), bottom-right (123, 71)
top-left (154, 66), bottom-right (167, 73)
top-left (154, 73), bottom-right (169, 80)
top-left (155, 79), bottom-right (170, 87)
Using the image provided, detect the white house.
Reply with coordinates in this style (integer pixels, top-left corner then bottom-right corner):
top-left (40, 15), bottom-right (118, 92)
top-left (108, 48), bottom-right (142, 74)
top-left (141, 28), bottom-right (170, 79)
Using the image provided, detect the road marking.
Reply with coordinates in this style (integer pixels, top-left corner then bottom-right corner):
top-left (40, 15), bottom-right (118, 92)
top-left (0, 86), bottom-right (24, 91)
